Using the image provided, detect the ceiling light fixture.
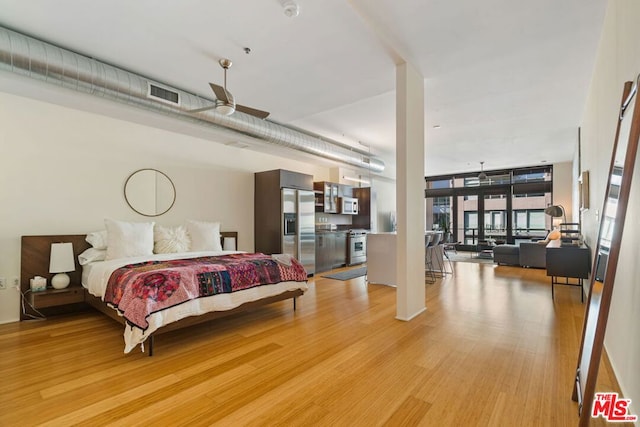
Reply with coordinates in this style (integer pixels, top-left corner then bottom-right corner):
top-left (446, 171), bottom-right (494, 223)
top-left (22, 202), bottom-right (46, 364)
top-left (280, 0), bottom-right (300, 17)
top-left (478, 161), bottom-right (488, 181)
top-left (215, 101), bottom-right (235, 116)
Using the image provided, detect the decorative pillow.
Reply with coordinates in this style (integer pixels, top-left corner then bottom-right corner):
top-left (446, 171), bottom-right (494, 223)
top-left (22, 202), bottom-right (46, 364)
top-left (104, 219), bottom-right (155, 260)
top-left (548, 230), bottom-right (561, 240)
top-left (78, 247), bottom-right (107, 265)
top-left (154, 225), bottom-right (191, 254)
top-left (186, 220), bottom-right (222, 252)
top-left (86, 230), bottom-right (108, 250)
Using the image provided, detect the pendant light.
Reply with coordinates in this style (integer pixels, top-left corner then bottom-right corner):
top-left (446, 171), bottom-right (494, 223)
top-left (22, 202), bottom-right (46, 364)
top-left (478, 161), bottom-right (488, 181)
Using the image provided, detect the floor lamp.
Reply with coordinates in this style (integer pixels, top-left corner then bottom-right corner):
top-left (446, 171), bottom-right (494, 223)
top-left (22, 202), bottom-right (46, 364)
top-left (544, 205), bottom-right (567, 226)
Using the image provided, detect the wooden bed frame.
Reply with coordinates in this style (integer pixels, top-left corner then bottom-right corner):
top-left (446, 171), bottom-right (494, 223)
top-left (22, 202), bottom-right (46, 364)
top-left (20, 233), bottom-right (303, 356)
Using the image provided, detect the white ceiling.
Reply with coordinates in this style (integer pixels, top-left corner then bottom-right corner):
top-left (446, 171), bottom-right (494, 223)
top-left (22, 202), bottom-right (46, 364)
top-left (0, 0), bottom-right (607, 177)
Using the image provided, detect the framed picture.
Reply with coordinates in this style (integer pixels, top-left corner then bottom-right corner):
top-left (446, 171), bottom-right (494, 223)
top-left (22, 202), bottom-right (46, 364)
top-left (579, 170), bottom-right (590, 210)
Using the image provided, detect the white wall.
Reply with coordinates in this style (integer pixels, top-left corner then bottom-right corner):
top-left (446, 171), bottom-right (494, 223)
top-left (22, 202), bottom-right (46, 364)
top-left (0, 91), bottom-right (330, 323)
top-left (552, 161), bottom-right (574, 223)
top-left (579, 0), bottom-right (640, 414)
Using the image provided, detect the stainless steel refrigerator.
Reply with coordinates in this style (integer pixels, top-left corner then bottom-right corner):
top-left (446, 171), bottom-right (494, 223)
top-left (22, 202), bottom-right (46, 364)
top-left (281, 188), bottom-right (316, 275)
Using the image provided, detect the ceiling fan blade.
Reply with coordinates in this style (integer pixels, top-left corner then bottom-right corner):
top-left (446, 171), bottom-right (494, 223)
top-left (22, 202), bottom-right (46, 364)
top-left (235, 104), bottom-right (270, 119)
top-left (209, 83), bottom-right (229, 102)
top-left (187, 104), bottom-right (217, 113)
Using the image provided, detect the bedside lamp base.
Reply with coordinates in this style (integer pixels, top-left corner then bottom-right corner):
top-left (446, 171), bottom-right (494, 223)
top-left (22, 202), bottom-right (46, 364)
top-left (51, 273), bottom-right (70, 289)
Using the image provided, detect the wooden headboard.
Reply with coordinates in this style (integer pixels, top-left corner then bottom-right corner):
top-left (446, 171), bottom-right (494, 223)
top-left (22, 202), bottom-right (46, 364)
top-left (20, 231), bottom-right (239, 319)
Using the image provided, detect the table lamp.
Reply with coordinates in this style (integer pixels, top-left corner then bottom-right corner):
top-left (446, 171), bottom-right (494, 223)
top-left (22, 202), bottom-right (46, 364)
top-left (49, 242), bottom-right (75, 289)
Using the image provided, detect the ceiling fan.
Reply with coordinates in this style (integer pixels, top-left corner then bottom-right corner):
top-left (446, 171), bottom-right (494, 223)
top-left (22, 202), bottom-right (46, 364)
top-left (189, 59), bottom-right (270, 119)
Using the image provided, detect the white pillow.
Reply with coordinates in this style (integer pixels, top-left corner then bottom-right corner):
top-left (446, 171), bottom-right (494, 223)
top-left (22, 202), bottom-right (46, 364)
top-left (86, 230), bottom-right (108, 250)
top-left (154, 225), bottom-right (191, 254)
top-left (104, 219), bottom-right (155, 260)
top-left (78, 247), bottom-right (107, 265)
top-left (186, 220), bottom-right (222, 252)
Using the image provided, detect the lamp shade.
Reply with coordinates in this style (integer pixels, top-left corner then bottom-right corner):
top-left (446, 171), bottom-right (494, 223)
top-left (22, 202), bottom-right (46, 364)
top-left (49, 242), bottom-right (75, 273)
top-left (544, 205), bottom-right (563, 218)
top-left (544, 205), bottom-right (567, 224)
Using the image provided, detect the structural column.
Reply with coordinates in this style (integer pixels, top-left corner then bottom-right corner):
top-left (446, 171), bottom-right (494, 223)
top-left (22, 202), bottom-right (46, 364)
top-left (395, 61), bottom-right (426, 320)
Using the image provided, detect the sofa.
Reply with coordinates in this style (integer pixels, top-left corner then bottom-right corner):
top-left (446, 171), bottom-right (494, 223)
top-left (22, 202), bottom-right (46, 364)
top-left (519, 242), bottom-right (547, 268)
top-left (493, 241), bottom-right (547, 268)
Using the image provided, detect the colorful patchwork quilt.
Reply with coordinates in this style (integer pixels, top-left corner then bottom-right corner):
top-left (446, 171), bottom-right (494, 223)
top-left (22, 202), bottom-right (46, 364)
top-left (103, 253), bottom-right (307, 330)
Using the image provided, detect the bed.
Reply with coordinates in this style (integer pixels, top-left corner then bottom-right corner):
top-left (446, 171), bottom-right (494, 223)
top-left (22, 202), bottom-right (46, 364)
top-left (20, 232), bottom-right (308, 355)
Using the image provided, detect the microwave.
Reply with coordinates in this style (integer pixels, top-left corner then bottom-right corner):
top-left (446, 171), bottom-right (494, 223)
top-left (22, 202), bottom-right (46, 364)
top-left (339, 197), bottom-right (359, 215)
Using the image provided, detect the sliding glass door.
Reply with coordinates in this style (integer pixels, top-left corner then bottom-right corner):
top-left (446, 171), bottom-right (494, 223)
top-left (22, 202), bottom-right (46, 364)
top-left (484, 191), bottom-right (508, 244)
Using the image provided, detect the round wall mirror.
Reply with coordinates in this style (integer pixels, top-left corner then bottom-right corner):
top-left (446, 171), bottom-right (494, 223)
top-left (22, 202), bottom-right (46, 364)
top-left (124, 169), bottom-right (176, 217)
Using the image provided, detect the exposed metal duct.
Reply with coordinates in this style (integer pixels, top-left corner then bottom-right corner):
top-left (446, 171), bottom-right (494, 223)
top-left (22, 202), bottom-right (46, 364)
top-left (0, 26), bottom-right (385, 173)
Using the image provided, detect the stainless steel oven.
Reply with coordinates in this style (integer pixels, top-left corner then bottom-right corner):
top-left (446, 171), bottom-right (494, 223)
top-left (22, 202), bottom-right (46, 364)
top-left (348, 229), bottom-right (367, 265)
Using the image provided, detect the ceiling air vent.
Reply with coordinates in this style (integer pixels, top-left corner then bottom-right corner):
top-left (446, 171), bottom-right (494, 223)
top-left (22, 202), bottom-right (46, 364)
top-left (147, 82), bottom-right (180, 106)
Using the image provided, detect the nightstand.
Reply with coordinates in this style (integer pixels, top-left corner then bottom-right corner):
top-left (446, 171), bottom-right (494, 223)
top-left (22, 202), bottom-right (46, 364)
top-left (29, 285), bottom-right (84, 309)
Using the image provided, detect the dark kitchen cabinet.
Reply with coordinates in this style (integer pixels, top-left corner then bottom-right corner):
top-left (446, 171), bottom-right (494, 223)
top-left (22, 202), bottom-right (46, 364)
top-left (254, 168), bottom-right (314, 257)
top-left (314, 181), bottom-right (339, 213)
top-left (278, 169), bottom-right (314, 190)
top-left (352, 187), bottom-right (376, 230)
top-left (313, 182), bottom-right (354, 213)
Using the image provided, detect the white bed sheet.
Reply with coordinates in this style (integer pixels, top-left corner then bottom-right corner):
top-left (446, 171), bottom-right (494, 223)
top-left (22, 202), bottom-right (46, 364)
top-left (82, 251), bottom-right (308, 353)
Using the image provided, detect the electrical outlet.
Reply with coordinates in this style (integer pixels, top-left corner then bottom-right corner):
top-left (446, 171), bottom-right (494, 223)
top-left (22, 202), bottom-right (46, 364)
top-left (13, 278), bottom-right (20, 289)
top-left (0, 277), bottom-right (6, 290)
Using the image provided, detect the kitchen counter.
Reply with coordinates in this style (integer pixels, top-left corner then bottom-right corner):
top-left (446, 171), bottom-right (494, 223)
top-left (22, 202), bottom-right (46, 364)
top-left (367, 233), bottom-right (397, 286)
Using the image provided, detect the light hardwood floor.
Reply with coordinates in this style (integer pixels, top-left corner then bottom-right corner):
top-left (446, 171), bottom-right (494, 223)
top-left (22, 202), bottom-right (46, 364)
top-left (0, 261), bottom-right (627, 426)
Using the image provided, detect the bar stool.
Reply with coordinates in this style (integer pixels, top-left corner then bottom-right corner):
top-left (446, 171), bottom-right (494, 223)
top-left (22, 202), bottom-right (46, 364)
top-left (427, 232), bottom-right (444, 277)
top-left (424, 234), bottom-right (436, 284)
top-left (438, 234), bottom-right (454, 275)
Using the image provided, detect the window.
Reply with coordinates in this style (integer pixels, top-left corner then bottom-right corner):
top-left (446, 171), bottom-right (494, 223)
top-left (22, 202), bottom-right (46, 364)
top-left (425, 165), bottom-right (555, 245)
top-left (514, 211), bottom-right (528, 231)
top-left (513, 169), bottom-right (550, 183)
top-left (513, 209), bottom-right (546, 238)
top-left (464, 212), bottom-right (478, 244)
